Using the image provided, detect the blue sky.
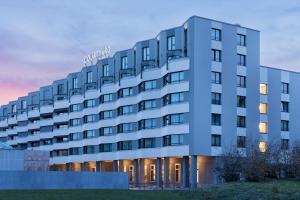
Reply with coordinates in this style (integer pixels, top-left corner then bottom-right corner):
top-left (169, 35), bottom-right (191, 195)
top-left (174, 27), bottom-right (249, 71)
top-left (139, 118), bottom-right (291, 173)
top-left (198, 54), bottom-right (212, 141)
top-left (0, 0), bottom-right (299, 104)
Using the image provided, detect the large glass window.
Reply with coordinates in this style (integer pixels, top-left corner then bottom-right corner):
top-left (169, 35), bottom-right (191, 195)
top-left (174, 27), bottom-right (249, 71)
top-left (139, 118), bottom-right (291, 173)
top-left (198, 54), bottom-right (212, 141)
top-left (103, 127), bottom-right (113, 136)
top-left (237, 54), bottom-right (246, 66)
top-left (21, 100), bottom-right (27, 110)
top-left (99, 143), bottom-right (112, 152)
top-left (237, 116), bottom-right (246, 128)
top-left (57, 84), bottom-right (64, 95)
top-left (70, 104), bottom-right (80, 112)
top-left (211, 28), bottom-right (221, 41)
top-left (281, 120), bottom-right (289, 131)
top-left (102, 110), bottom-right (113, 119)
top-left (84, 130), bottom-right (97, 138)
top-left (102, 93), bottom-right (113, 103)
top-left (85, 99), bottom-right (96, 108)
top-left (70, 118), bottom-right (81, 127)
top-left (103, 64), bottom-right (109, 76)
top-left (118, 105), bottom-right (134, 115)
top-left (211, 71), bottom-right (221, 84)
top-left (260, 83), bottom-right (268, 94)
top-left (281, 139), bottom-right (289, 150)
top-left (237, 136), bottom-right (246, 148)
top-left (211, 114), bottom-right (221, 126)
top-left (72, 77), bottom-right (78, 89)
top-left (211, 49), bottom-right (221, 62)
top-left (211, 92), bottom-right (221, 105)
top-left (142, 47), bottom-right (150, 61)
top-left (281, 101), bottom-right (289, 112)
top-left (140, 80), bottom-right (157, 92)
top-left (139, 138), bottom-right (155, 148)
top-left (259, 122), bottom-right (268, 133)
top-left (281, 82), bottom-right (289, 94)
top-left (121, 56), bottom-right (128, 69)
top-left (85, 115), bottom-right (97, 123)
top-left (167, 36), bottom-right (176, 50)
top-left (259, 103), bottom-right (268, 114)
top-left (211, 134), bottom-right (221, 147)
top-left (118, 123), bottom-right (134, 133)
top-left (139, 99), bottom-right (157, 111)
top-left (170, 71), bottom-right (184, 83)
top-left (118, 141), bottom-right (133, 151)
top-left (237, 96), bottom-right (246, 108)
top-left (237, 34), bottom-right (246, 46)
top-left (119, 87), bottom-right (134, 98)
top-left (163, 134), bottom-right (184, 146)
top-left (237, 75), bottom-right (246, 88)
top-left (259, 142), bottom-right (267, 152)
top-left (87, 71), bottom-right (93, 83)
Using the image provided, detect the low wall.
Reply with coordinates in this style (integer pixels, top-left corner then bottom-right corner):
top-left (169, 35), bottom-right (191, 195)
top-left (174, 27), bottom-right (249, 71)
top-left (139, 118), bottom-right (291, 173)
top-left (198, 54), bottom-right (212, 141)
top-left (0, 171), bottom-right (128, 189)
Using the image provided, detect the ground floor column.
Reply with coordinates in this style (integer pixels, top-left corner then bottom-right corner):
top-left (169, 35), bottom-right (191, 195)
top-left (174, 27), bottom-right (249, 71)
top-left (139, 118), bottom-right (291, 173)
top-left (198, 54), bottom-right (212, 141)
top-left (156, 158), bottom-right (162, 187)
top-left (66, 163), bottom-right (71, 171)
top-left (190, 155), bottom-right (197, 189)
top-left (133, 159), bottom-right (138, 187)
top-left (163, 157), bottom-right (169, 187)
top-left (182, 156), bottom-right (190, 188)
top-left (113, 160), bottom-right (118, 172)
top-left (139, 159), bottom-right (144, 187)
top-left (96, 161), bottom-right (101, 172)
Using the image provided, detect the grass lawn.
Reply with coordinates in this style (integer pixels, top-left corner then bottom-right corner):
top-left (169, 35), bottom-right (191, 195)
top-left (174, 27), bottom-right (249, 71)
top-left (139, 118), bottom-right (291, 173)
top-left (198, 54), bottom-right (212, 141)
top-left (0, 179), bottom-right (299, 200)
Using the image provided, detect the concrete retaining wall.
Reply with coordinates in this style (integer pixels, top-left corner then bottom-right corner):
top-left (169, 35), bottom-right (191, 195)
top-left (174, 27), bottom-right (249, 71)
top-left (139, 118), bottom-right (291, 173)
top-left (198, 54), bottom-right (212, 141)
top-left (0, 171), bottom-right (128, 189)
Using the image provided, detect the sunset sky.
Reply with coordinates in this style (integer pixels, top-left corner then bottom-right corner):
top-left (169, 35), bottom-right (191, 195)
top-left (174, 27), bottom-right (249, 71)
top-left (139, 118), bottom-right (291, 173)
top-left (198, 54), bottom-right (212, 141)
top-left (0, 0), bottom-right (300, 105)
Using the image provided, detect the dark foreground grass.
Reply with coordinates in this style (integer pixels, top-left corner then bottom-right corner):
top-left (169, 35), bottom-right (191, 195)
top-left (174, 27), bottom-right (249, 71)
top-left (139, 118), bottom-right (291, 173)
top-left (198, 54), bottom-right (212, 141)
top-left (0, 180), bottom-right (300, 200)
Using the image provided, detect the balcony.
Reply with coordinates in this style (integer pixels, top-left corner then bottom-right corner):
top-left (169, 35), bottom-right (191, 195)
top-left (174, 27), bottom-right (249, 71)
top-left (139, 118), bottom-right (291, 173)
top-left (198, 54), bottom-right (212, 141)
top-left (119, 68), bottom-right (136, 78)
top-left (141, 59), bottom-right (157, 71)
top-left (54, 99), bottom-right (69, 110)
top-left (7, 115), bottom-right (17, 125)
top-left (28, 105), bottom-right (40, 118)
top-left (69, 88), bottom-right (83, 97)
top-left (53, 113), bottom-right (69, 124)
top-left (100, 76), bottom-right (115, 85)
top-left (84, 82), bottom-right (98, 91)
top-left (54, 94), bottom-right (68, 101)
top-left (39, 118), bottom-right (53, 127)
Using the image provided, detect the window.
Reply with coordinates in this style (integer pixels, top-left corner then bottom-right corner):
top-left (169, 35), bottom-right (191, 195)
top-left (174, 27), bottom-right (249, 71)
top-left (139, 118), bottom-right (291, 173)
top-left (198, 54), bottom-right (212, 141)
top-left (99, 143), bottom-right (112, 152)
top-left (85, 99), bottom-right (96, 108)
top-left (237, 136), bottom-right (246, 148)
top-left (102, 93), bottom-right (113, 103)
top-left (164, 92), bottom-right (184, 105)
top-left (70, 118), bottom-right (81, 127)
top-left (281, 82), bottom-right (289, 94)
top-left (164, 113), bottom-right (185, 126)
top-left (138, 138), bottom-right (155, 148)
top-left (21, 100), bottom-right (27, 110)
top-left (167, 35), bottom-right (176, 50)
top-left (281, 139), bottom-right (289, 150)
top-left (211, 114), bottom-right (221, 126)
top-left (259, 122), bottom-right (268, 133)
top-left (237, 34), bottom-right (246, 46)
top-left (102, 127), bottom-right (113, 136)
top-left (260, 84), bottom-right (268, 94)
top-left (259, 103), bottom-right (268, 114)
top-left (87, 71), bottom-right (93, 83)
top-left (84, 130), bottom-right (97, 138)
top-left (70, 132), bottom-right (80, 141)
top-left (211, 92), bottom-right (221, 105)
top-left (139, 99), bottom-right (157, 111)
top-left (121, 56), bottom-right (128, 69)
top-left (237, 54), bottom-right (246, 66)
top-left (142, 47), bottom-right (150, 61)
top-left (211, 49), bottom-right (221, 62)
top-left (211, 71), bottom-right (221, 84)
top-left (69, 147), bottom-right (80, 155)
top-left (83, 145), bottom-right (95, 154)
top-left (237, 116), bottom-right (246, 127)
top-left (163, 134), bottom-right (184, 146)
top-left (150, 164), bottom-right (156, 182)
top-left (139, 119), bottom-right (158, 129)
top-left (140, 80), bottom-right (157, 92)
top-left (281, 101), bottom-right (289, 112)
top-left (118, 105), bottom-right (134, 115)
top-left (237, 96), bottom-right (246, 108)
top-left (211, 134), bottom-right (221, 147)
top-left (281, 120), bottom-right (289, 131)
top-left (211, 28), bottom-right (221, 41)
top-left (119, 87), bottom-right (133, 98)
top-left (118, 123), bottom-right (134, 133)
top-left (117, 141), bottom-right (133, 151)
top-left (170, 71), bottom-right (184, 83)
top-left (102, 110), bottom-right (113, 119)
top-left (84, 115), bottom-right (97, 123)
top-left (72, 77), bottom-right (78, 89)
top-left (259, 142), bottom-right (267, 152)
top-left (103, 64), bottom-right (109, 76)
top-left (70, 104), bottom-right (80, 112)
top-left (237, 75), bottom-right (246, 88)
top-left (12, 104), bottom-right (16, 113)
top-left (57, 84), bottom-right (64, 95)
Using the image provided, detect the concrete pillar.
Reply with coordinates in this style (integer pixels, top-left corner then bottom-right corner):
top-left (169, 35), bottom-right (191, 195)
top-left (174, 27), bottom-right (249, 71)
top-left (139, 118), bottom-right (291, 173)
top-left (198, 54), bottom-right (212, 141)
top-left (190, 155), bottom-right (197, 189)
top-left (139, 159), bottom-right (144, 186)
top-left (163, 157), bottom-right (169, 187)
top-left (133, 159), bottom-right (138, 187)
top-left (119, 160), bottom-right (123, 172)
top-left (156, 158), bottom-right (162, 187)
top-left (80, 163), bottom-right (85, 171)
top-left (66, 163), bottom-right (71, 171)
top-left (113, 160), bottom-right (118, 172)
top-left (182, 156), bottom-right (189, 188)
top-left (96, 161), bottom-right (101, 172)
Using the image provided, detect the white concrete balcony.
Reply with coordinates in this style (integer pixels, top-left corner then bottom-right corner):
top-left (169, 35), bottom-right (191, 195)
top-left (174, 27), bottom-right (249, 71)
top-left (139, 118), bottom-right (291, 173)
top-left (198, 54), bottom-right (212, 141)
top-left (40, 105), bottom-right (54, 114)
top-left (53, 113), bottom-right (69, 124)
top-left (17, 112), bottom-right (28, 121)
top-left (7, 116), bottom-right (17, 125)
top-left (28, 109), bottom-right (40, 118)
top-left (39, 118), bottom-right (53, 127)
top-left (16, 126), bottom-right (28, 133)
top-left (0, 120), bottom-right (7, 128)
top-left (54, 100), bottom-right (69, 110)
top-left (5, 128), bottom-right (17, 135)
top-left (6, 140), bottom-right (18, 146)
top-left (27, 121), bottom-right (40, 130)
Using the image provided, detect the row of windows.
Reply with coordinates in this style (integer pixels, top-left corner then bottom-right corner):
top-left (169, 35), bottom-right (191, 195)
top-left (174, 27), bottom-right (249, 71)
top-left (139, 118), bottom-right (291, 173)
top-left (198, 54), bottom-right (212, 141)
top-left (212, 93), bottom-right (246, 107)
top-left (211, 49), bottom-right (246, 65)
top-left (259, 120), bottom-right (289, 133)
top-left (259, 101), bottom-right (289, 114)
top-left (211, 114), bottom-right (246, 127)
top-left (211, 28), bottom-right (246, 46)
top-left (211, 72), bottom-right (246, 87)
top-left (259, 83), bottom-right (290, 95)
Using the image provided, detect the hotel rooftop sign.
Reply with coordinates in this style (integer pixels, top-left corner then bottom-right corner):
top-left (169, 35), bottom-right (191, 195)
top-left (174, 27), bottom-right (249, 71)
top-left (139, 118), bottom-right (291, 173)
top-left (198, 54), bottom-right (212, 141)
top-left (84, 46), bottom-right (111, 66)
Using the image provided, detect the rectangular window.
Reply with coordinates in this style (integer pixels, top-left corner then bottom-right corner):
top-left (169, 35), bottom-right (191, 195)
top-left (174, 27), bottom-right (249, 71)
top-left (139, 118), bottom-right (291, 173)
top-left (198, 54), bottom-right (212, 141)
top-left (281, 139), bottom-right (289, 150)
top-left (211, 28), bottom-right (221, 41)
top-left (211, 71), bottom-right (221, 84)
top-left (139, 119), bottom-right (158, 129)
top-left (70, 104), bottom-right (80, 112)
top-left (167, 35), bottom-right (176, 50)
top-left (121, 56), bottom-right (128, 69)
top-left (117, 141), bottom-right (133, 151)
top-left (84, 115), bottom-right (97, 123)
top-left (237, 75), bottom-right (246, 88)
top-left (259, 142), bottom-right (267, 152)
top-left (138, 138), bottom-right (155, 148)
top-left (118, 105), bottom-right (134, 115)
top-left (85, 99), bottom-right (96, 108)
top-left (140, 80), bottom-right (157, 92)
top-left (142, 47), bottom-right (150, 61)
top-left (70, 118), bottom-right (81, 127)
top-left (70, 132), bottom-right (80, 141)
top-left (164, 113), bottom-right (185, 125)
top-left (211, 113), bottom-right (221, 126)
top-left (237, 54), bottom-right (246, 66)
top-left (102, 93), bottom-right (113, 103)
top-left (57, 84), bottom-right (64, 95)
top-left (163, 134), bottom-right (184, 146)
top-left (139, 99), bottom-right (157, 111)
top-left (168, 92), bottom-right (184, 104)
top-left (281, 82), bottom-right (289, 94)
top-left (237, 34), bottom-right (246, 46)
top-left (102, 127), bottom-right (113, 136)
top-left (259, 103), bottom-right (268, 114)
top-left (102, 110), bottom-right (113, 119)
top-left (237, 116), bottom-right (246, 128)
top-left (72, 77), bottom-right (78, 89)
top-left (211, 134), bottom-right (221, 147)
top-left (99, 143), bottom-right (112, 152)
top-left (21, 100), bottom-right (27, 110)
top-left (87, 71), bottom-right (93, 83)
top-left (12, 104), bottom-right (17, 113)
top-left (260, 83), bottom-right (268, 94)
top-left (259, 122), bottom-right (268, 133)
top-left (119, 87), bottom-right (134, 98)
top-left (211, 92), bottom-right (221, 105)
top-left (170, 71), bottom-right (184, 83)
top-left (281, 101), bottom-right (289, 112)
top-left (237, 136), bottom-right (246, 148)
top-left (103, 64), bottom-right (109, 76)
top-left (211, 49), bottom-right (221, 62)
top-left (118, 123), bottom-right (134, 133)
top-left (281, 120), bottom-right (289, 131)
top-left (237, 96), bottom-right (246, 108)
top-left (84, 130), bottom-right (97, 138)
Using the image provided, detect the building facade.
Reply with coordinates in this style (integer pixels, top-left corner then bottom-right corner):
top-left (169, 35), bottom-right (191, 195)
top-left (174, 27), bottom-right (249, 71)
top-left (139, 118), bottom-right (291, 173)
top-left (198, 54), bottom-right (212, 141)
top-left (0, 16), bottom-right (299, 188)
